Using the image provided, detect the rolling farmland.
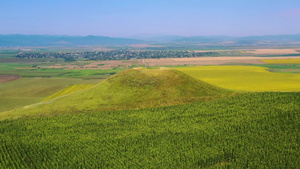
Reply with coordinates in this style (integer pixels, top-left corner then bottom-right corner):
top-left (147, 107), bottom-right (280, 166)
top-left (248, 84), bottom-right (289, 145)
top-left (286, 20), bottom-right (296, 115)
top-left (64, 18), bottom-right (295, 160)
top-left (0, 47), bottom-right (300, 168)
top-left (2, 0), bottom-right (300, 167)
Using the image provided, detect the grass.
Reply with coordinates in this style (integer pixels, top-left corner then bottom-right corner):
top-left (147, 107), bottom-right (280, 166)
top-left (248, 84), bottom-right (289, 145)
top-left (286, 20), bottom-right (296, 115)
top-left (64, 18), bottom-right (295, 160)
top-left (43, 84), bottom-right (95, 101)
top-left (176, 65), bottom-right (300, 92)
top-left (0, 78), bottom-right (100, 112)
top-left (0, 92), bottom-right (299, 168)
top-left (0, 68), bottom-right (234, 120)
top-left (262, 58), bottom-right (300, 64)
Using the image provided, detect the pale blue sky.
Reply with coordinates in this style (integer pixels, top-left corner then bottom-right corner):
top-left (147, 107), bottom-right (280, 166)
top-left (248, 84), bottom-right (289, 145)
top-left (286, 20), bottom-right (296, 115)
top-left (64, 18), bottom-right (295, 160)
top-left (1, 0), bottom-right (300, 37)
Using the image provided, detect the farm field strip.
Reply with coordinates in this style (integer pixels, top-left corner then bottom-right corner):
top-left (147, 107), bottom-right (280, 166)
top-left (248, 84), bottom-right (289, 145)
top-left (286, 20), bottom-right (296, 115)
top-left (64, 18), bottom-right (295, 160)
top-left (176, 65), bottom-right (300, 91)
top-left (262, 58), bottom-right (300, 64)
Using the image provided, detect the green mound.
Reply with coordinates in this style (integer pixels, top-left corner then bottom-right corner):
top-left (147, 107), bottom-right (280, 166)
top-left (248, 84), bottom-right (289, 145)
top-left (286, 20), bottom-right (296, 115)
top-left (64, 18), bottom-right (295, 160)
top-left (1, 68), bottom-right (233, 120)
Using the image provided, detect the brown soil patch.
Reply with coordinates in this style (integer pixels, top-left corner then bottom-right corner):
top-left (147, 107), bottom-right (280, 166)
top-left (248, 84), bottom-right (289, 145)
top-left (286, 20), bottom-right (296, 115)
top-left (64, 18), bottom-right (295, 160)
top-left (0, 75), bottom-right (20, 83)
top-left (247, 49), bottom-right (300, 54)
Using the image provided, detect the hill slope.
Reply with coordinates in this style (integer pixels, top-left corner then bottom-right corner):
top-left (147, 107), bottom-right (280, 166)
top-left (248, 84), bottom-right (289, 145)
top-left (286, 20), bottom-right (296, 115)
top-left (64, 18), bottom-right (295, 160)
top-left (0, 68), bottom-right (233, 120)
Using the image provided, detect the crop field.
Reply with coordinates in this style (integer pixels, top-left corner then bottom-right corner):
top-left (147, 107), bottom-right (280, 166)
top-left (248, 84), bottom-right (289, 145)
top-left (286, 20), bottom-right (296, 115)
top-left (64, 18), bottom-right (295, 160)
top-left (262, 58), bottom-right (300, 64)
top-left (176, 66), bottom-right (300, 91)
top-left (43, 84), bottom-right (95, 101)
top-left (0, 92), bottom-right (299, 168)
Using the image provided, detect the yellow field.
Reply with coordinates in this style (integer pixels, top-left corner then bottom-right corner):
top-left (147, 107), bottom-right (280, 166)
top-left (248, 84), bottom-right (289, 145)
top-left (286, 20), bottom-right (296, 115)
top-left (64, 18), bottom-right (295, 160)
top-left (43, 84), bottom-right (94, 101)
top-left (262, 59), bottom-right (300, 64)
top-left (176, 66), bottom-right (300, 91)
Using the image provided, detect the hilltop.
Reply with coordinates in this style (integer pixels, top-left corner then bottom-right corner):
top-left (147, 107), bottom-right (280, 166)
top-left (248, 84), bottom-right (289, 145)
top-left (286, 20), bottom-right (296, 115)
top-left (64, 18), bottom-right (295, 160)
top-left (0, 68), bottom-right (234, 120)
top-left (0, 34), bottom-right (144, 46)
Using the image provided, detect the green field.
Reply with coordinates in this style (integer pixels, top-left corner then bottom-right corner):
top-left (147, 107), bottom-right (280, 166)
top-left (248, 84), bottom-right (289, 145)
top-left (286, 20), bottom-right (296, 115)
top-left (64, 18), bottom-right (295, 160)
top-left (176, 66), bottom-right (300, 91)
top-left (0, 62), bottom-right (122, 79)
top-left (0, 92), bottom-right (299, 168)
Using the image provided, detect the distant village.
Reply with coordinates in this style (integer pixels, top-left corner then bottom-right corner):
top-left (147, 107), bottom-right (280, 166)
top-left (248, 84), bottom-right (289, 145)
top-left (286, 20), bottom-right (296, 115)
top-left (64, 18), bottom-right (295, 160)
top-left (16, 50), bottom-right (218, 61)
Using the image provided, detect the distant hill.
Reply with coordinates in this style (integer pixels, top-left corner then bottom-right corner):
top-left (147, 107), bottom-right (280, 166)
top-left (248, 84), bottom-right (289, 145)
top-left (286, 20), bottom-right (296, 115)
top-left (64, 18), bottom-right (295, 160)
top-left (172, 34), bottom-right (300, 45)
top-left (0, 35), bottom-right (144, 46)
top-left (2, 34), bottom-right (300, 47)
top-left (0, 68), bottom-right (233, 120)
top-left (130, 35), bottom-right (185, 42)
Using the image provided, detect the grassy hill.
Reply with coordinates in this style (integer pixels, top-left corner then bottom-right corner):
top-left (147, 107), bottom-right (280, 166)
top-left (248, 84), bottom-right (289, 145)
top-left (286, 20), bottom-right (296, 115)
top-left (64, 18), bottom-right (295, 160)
top-left (0, 68), bottom-right (233, 120)
top-left (0, 92), bottom-right (299, 168)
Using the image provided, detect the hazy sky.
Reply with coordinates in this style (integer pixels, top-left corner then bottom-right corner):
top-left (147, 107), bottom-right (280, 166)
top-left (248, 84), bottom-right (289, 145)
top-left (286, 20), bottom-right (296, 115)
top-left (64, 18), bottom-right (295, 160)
top-left (1, 0), bottom-right (300, 37)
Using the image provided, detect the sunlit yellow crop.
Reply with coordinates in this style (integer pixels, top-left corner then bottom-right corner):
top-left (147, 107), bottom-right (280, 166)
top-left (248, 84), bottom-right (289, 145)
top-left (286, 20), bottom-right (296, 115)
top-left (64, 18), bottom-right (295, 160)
top-left (43, 84), bottom-right (94, 101)
top-left (176, 66), bottom-right (300, 91)
top-left (262, 59), bottom-right (300, 64)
